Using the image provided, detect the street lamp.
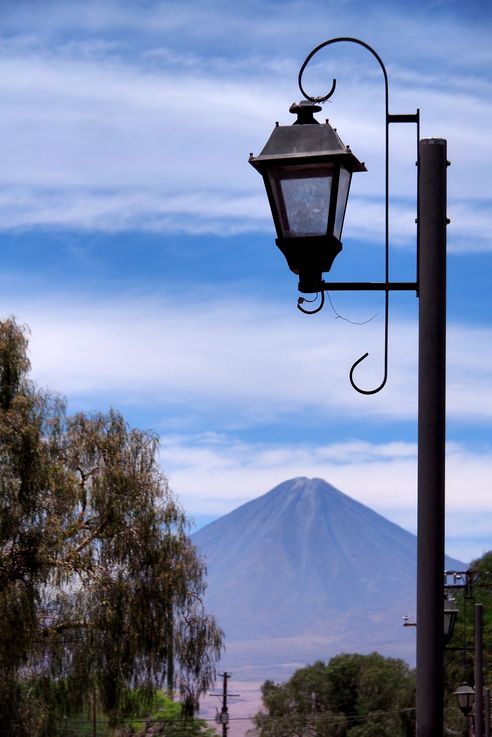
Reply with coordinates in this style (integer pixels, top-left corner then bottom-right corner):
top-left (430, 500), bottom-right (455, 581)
top-left (455, 685), bottom-right (476, 737)
top-left (250, 37), bottom-right (448, 737)
top-left (455, 685), bottom-right (475, 717)
top-left (249, 100), bottom-right (366, 294)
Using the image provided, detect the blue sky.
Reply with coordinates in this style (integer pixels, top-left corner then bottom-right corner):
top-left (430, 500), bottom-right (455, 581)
top-left (0, 0), bottom-right (491, 563)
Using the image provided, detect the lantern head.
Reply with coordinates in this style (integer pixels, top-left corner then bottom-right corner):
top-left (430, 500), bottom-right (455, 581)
top-left (454, 684), bottom-right (475, 716)
top-left (249, 100), bottom-right (366, 293)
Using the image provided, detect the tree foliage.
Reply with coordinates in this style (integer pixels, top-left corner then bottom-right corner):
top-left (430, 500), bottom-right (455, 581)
top-left (121, 690), bottom-right (217, 737)
top-left (0, 318), bottom-right (223, 736)
top-left (253, 652), bottom-right (415, 737)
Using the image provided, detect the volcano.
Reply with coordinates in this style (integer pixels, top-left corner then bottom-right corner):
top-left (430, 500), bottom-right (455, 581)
top-left (192, 477), bottom-right (464, 680)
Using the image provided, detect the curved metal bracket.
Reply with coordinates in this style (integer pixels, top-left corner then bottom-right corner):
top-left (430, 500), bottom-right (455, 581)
top-left (297, 292), bottom-right (325, 315)
top-left (349, 290), bottom-right (389, 394)
top-left (298, 72), bottom-right (337, 104)
top-left (297, 38), bottom-right (390, 395)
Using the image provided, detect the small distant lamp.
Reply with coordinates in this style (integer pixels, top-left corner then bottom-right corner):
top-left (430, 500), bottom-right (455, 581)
top-left (454, 684), bottom-right (475, 717)
top-left (249, 101), bottom-right (366, 293)
top-left (444, 596), bottom-right (459, 645)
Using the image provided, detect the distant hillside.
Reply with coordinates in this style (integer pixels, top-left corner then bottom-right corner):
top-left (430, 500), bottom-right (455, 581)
top-left (192, 477), bottom-right (464, 681)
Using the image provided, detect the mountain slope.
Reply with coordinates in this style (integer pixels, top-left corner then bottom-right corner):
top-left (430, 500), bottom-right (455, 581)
top-left (192, 477), bottom-right (464, 678)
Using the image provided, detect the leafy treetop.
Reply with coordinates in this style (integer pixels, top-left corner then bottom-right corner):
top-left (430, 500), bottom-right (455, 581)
top-left (0, 318), bottom-right (223, 737)
top-left (253, 652), bottom-right (415, 737)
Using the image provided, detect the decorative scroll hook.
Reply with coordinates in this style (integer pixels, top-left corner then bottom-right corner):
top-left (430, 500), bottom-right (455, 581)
top-left (297, 37), bottom-right (391, 395)
top-left (349, 291), bottom-right (389, 395)
top-left (299, 71), bottom-right (336, 104)
top-left (297, 36), bottom-right (389, 109)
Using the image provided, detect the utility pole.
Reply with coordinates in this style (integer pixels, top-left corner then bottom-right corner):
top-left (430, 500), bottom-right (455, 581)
top-left (220, 672), bottom-right (230, 737)
top-left (213, 672), bottom-right (239, 737)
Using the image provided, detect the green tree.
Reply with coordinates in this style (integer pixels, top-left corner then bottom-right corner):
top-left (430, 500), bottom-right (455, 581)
top-left (0, 318), bottom-right (223, 737)
top-left (253, 653), bottom-right (415, 737)
top-left (120, 690), bottom-right (216, 737)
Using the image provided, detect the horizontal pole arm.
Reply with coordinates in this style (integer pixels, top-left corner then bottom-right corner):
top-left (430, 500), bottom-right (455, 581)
top-left (387, 113), bottom-right (420, 124)
top-left (319, 281), bottom-right (418, 292)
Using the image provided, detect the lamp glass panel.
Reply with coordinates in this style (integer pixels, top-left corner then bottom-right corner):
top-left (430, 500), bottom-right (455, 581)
top-left (333, 166), bottom-right (352, 240)
top-left (443, 611), bottom-right (451, 637)
top-left (269, 165), bottom-right (334, 238)
top-left (444, 597), bottom-right (459, 640)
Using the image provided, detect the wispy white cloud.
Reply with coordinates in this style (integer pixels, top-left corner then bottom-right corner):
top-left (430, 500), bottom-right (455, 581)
top-left (0, 292), bottom-right (488, 427)
top-left (0, 2), bottom-right (490, 250)
top-left (158, 431), bottom-right (491, 563)
top-left (0, 185), bottom-right (488, 254)
top-left (0, 186), bottom-right (268, 234)
top-left (18, 293), bottom-right (411, 420)
top-left (5, 0), bottom-right (492, 63)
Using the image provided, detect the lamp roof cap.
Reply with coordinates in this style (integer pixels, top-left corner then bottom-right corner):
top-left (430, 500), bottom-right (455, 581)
top-left (249, 103), bottom-right (366, 173)
top-left (289, 100), bottom-right (323, 124)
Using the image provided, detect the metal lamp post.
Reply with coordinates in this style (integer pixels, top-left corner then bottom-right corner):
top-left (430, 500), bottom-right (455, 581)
top-left (475, 604), bottom-right (484, 737)
top-left (250, 37), bottom-right (448, 737)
